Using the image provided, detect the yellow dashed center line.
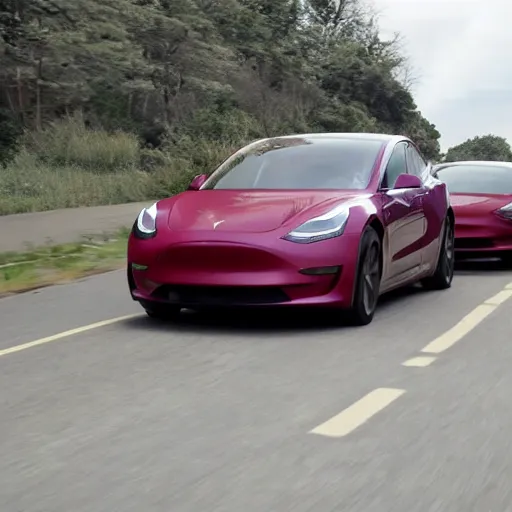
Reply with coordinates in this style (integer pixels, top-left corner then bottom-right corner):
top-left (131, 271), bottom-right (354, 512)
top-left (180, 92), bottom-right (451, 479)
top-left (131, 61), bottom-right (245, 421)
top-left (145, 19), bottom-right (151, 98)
top-left (420, 303), bottom-right (495, 354)
top-left (315, 282), bottom-right (512, 439)
top-left (310, 388), bottom-right (406, 438)
top-left (483, 289), bottom-right (512, 306)
top-left (419, 285), bottom-right (512, 355)
top-left (402, 356), bottom-right (437, 367)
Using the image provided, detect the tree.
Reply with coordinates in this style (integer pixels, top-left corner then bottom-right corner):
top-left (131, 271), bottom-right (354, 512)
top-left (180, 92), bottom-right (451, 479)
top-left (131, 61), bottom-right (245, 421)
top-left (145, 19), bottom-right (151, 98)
top-left (0, 107), bottom-right (21, 163)
top-left (0, 0), bottom-right (442, 159)
top-left (402, 111), bottom-right (441, 161)
top-left (444, 135), bottom-right (512, 163)
top-left (0, 0), bottom-right (154, 130)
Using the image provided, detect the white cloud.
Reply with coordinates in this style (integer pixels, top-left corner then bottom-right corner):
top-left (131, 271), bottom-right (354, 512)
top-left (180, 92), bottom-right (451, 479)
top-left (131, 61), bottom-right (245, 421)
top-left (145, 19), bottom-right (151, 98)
top-left (371, 0), bottom-right (512, 151)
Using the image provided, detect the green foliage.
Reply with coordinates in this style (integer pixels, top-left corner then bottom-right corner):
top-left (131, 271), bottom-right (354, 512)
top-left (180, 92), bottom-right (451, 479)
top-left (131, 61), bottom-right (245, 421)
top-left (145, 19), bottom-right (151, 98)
top-left (0, 228), bottom-right (130, 294)
top-left (402, 112), bottom-right (441, 161)
top-left (0, 108), bottom-right (22, 164)
top-left (0, 0), bottom-right (443, 214)
top-left (178, 106), bottom-right (261, 143)
top-left (444, 135), bottom-right (512, 163)
top-left (0, 149), bottom-right (152, 214)
top-left (23, 113), bottom-right (140, 172)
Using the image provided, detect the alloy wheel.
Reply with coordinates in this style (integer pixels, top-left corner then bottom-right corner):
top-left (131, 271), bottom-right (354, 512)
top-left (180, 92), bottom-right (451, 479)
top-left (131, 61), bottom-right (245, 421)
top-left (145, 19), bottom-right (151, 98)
top-left (442, 221), bottom-right (455, 281)
top-left (362, 243), bottom-right (380, 315)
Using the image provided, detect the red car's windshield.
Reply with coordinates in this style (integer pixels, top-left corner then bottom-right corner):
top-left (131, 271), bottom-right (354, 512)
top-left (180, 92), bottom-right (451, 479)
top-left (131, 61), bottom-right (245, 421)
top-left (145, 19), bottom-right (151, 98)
top-left (436, 164), bottom-right (512, 194)
top-left (202, 137), bottom-right (385, 191)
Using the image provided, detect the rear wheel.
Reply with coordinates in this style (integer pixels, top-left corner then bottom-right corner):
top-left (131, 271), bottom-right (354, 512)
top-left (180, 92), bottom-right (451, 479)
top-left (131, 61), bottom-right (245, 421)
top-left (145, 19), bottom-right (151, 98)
top-left (346, 226), bottom-right (382, 326)
top-left (421, 216), bottom-right (455, 290)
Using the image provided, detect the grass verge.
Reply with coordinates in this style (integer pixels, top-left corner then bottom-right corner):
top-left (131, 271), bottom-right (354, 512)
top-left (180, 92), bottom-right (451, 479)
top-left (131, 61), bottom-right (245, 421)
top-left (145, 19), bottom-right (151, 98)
top-left (0, 113), bottom-right (240, 215)
top-left (0, 228), bottom-right (130, 296)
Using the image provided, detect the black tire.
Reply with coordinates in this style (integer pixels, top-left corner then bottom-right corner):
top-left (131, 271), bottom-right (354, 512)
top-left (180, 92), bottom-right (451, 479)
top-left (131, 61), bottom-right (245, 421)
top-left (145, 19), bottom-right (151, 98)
top-left (346, 226), bottom-right (382, 326)
top-left (501, 253), bottom-right (512, 268)
top-left (421, 216), bottom-right (455, 290)
top-left (142, 302), bottom-right (181, 321)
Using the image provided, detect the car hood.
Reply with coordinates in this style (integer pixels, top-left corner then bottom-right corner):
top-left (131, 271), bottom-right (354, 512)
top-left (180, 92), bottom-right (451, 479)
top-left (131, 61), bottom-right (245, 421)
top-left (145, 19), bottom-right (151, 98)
top-left (450, 193), bottom-right (512, 213)
top-left (165, 190), bottom-right (367, 233)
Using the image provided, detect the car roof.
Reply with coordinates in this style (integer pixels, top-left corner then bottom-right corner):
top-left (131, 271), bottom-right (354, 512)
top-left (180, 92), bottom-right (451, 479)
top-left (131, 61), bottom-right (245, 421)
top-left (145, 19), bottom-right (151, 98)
top-left (254, 133), bottom-right (407, 144)
top-left (435, 160), bottom-right (512, 169)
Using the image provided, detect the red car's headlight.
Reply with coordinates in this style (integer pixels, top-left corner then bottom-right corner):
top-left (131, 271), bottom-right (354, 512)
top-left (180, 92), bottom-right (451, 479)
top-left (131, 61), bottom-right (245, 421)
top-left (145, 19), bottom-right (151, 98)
top-left (282, 205), bottom-right (350, 244)
top-left (496, 202), bottom-right (512, 220)
top-left (133, 202), bottom-right (158, 239)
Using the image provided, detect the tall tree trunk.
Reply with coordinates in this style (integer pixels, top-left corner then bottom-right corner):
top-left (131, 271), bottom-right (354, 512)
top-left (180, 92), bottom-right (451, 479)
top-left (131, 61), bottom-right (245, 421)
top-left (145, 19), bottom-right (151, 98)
top-left (16, 67), bottom-right (24, 125)
top-left (35, 58), bottom-right (43, 130)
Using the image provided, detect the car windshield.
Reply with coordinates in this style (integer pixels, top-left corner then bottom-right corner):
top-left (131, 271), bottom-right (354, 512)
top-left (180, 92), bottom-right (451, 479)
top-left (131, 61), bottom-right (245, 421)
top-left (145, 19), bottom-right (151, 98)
top-left (201, 137), bottom-right (385, 190)
top-left (436, 164), bottom-right (512, 194)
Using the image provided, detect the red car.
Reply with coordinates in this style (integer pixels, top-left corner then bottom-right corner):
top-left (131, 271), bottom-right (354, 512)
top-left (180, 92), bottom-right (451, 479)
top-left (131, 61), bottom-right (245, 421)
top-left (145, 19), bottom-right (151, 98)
top-left (432, 161), bottom-right (512, 262)
top-left (128, 133), bottom-right (454, 325)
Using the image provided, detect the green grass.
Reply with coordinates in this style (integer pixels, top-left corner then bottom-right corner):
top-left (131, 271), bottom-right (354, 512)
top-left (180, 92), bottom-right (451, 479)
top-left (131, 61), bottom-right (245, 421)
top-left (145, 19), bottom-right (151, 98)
top-left (0, 155), bottom-right (151, 214)
top-left (25, 113), bottom-right (141, 173)
top-left (0, 228), bottom-right (130, 295)
top-left (0, 149), bottom-right (200, 215)
top-left (0, 113), bottom-right (242, 216)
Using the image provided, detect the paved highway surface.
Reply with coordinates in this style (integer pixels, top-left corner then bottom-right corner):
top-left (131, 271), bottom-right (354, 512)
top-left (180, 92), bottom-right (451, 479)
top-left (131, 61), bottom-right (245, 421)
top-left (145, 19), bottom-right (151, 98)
top-left (0, 202), bottom-right (153, 252)
top-left (1, 261), bottom-right (512, 511)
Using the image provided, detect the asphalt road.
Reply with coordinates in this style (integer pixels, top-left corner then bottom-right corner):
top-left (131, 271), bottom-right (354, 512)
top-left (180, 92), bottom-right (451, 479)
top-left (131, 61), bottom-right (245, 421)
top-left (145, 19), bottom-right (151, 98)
top-left (0, 202), bottom-right (154, 252)
top-left (1, 261), bottom-right (512, 511)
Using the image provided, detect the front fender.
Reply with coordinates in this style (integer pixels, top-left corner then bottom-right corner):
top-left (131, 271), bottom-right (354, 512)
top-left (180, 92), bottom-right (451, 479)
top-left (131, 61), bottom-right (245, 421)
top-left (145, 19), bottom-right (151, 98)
top-left (342, 197), bottom-right (381, 235)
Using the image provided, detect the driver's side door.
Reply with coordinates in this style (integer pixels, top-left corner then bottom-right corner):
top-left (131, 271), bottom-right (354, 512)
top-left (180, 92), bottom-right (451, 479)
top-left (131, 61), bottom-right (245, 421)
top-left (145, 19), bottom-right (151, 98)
top-left (380, 142), bottom-right (426, 290)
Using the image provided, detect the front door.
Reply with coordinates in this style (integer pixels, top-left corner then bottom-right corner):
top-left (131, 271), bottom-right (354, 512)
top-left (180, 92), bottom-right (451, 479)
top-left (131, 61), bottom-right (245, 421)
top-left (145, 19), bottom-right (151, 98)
top-left (379, 142), bottom-right (425, 288)
top-left (405, 142), bottom-right (442, 272)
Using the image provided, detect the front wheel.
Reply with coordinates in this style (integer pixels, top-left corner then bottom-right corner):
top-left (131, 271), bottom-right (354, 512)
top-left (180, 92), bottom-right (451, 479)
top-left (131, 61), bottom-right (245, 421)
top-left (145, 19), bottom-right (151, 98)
top-left (421, 216), bottom-right (455, 290)
top-left (346, 226), bottom-right (382, 326)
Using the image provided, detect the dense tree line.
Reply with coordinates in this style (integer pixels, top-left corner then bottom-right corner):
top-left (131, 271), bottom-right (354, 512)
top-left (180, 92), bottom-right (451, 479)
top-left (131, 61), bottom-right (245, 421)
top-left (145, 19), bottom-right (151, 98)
top-left (443, 135), bottom-right (512, 163)
top-left (0, 0), bottom-right (442, 164)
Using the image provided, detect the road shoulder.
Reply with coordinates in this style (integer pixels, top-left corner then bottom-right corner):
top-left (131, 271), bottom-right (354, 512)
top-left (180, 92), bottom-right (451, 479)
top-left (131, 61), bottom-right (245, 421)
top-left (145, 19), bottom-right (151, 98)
top-left (0, 201), bottom-right (154, 253)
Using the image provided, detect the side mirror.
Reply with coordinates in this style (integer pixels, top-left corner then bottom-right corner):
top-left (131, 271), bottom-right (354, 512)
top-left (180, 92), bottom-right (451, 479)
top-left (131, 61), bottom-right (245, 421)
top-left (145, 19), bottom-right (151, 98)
top-left (394, 173), bottom-right (422, 189)
top-left (188, 174), bottom-right (208, 191)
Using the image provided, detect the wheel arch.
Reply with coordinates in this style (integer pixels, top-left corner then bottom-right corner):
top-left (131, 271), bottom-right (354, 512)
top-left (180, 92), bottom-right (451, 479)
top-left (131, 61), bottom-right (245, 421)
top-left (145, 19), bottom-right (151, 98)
top-left (368, 216), bottom-right (384, 277)
top-left (350, 216), bottom-right (384, 306)
top-left (447, 205), bottom-right (455, 227)
top-left (428, 205), bottom-right (454, 279)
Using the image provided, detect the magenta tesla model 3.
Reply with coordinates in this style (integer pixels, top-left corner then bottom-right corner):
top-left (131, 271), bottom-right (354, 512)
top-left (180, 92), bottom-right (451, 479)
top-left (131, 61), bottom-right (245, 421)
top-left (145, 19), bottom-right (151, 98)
top-left (128, 133), bottom-right (454, 325)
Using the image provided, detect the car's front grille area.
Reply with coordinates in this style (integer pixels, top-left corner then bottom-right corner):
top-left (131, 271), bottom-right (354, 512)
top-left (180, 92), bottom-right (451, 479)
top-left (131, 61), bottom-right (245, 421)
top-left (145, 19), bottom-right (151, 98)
top-left (151, 285), bottom-right (290, 306)
top-left (455, 237), bottom-right (494, 249)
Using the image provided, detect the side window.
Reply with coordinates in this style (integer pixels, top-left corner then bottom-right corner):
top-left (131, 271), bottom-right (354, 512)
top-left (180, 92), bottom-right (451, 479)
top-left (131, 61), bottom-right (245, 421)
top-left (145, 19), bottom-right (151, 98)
top-left (382, 142), bottom-right (407, 189)
top-left (406, 144), bottom-right (427, 177)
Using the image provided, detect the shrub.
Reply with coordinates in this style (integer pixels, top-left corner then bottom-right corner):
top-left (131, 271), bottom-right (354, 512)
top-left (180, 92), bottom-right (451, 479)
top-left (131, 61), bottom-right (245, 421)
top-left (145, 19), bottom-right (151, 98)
top-left (0, 108), bottom-right (22, 165)
top-left (0, 111), bottom-right (258, 215)
top-left (23, 113), bottom-right (140, 173)
top-left (0, 151), bottom-right (151, 215)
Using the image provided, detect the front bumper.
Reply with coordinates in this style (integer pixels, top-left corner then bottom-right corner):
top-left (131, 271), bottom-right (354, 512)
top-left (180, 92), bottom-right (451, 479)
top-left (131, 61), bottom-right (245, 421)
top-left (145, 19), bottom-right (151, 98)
top-left (454, 218), bottom-right (512, 255)
top-left (127, 231), bottom-right (362, 309)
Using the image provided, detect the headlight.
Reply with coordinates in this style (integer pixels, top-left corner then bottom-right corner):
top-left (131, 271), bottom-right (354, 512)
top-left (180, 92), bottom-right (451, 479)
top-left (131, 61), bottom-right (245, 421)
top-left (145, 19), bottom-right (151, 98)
top-left (496, 202), bottom-right (512, 220)
top-left (282, 205), bottom-right (349, 244)
top-left (133, 202), bottom-right (158, 239)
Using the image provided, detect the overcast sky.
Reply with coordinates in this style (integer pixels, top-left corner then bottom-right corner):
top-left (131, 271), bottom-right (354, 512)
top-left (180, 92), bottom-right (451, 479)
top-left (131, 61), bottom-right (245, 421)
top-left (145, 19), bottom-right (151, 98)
top-left (372, 0), bottom-right (511, 151)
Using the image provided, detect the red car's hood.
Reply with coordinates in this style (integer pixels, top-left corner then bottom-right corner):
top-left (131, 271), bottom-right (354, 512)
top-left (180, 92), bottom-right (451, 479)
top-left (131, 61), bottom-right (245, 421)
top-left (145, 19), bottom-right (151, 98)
top-left (450, 193), bottom-right (512, 214)
top-left (165, 190), bottom-right (366, 233)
